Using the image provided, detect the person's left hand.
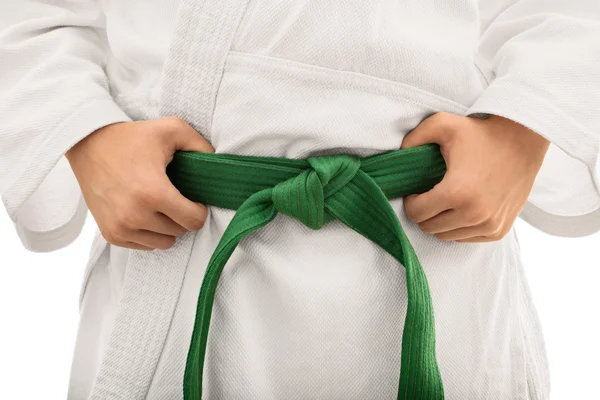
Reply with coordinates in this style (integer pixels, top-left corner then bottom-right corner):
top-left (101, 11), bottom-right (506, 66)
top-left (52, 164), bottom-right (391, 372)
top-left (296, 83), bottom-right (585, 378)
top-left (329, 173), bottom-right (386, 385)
top-left (401, 112), bottom-right (550, 243)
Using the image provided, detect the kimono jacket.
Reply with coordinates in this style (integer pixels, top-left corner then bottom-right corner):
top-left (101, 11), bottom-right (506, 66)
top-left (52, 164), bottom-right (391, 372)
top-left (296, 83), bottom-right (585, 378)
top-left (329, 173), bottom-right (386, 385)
top-left (1, 0), bottom-right (600, 399)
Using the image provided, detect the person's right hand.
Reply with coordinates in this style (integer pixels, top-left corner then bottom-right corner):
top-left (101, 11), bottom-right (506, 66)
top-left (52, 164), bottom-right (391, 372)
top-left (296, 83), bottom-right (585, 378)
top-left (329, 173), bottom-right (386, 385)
top-left (65, 116), bottom-right (214, 251)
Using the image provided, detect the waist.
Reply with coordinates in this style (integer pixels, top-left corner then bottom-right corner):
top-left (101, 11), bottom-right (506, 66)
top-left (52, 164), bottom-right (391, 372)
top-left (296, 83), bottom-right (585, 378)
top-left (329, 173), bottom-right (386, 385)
top-left (166, 143), bottom-right (446, 212)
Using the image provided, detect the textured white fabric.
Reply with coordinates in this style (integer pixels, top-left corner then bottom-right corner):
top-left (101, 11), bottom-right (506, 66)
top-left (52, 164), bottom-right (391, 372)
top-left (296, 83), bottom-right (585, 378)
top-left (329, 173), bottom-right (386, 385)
top-left (0, 0), bottom-right (132, 251)
top-left (1, 0), bottom-right (600, 399)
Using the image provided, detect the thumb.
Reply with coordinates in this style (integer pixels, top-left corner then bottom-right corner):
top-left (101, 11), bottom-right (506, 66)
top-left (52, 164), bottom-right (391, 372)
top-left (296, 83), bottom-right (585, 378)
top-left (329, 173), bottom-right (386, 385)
top-left (161, 116), bottom-right (215, 153)
top-left (401, 112), bottom-right (454, 149)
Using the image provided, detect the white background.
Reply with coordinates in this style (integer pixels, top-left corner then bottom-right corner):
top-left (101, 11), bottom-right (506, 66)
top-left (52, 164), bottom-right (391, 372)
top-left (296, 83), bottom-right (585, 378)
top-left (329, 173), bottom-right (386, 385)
top-left (0, 212), bottom-right (598, 399)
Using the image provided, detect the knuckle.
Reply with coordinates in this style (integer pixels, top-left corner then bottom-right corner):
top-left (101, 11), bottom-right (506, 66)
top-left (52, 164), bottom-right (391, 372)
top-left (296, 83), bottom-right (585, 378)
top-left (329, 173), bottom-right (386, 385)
top-left (186, 205), bottom-right (208, 231)
top-left (432, 111), bottom-right (453, 122)
top-left (100, 228), bottom-right (116, 244)
top-left (187, 215), bottom-right (206, 231)
top-left (122, 211), bottom-right (143, 228)
top-left (161, 115), bottom-right (185, 132)
top-left (465, 204), bottom-right (488, 224)
top-left (431, 112), bottom-right (457, 131)
top-left (404, 205), bottom-right (417, 222)
top-left (484, 216), bottom-right (503, 234)
top-left (143, 188), bottom-right (163, 206)
top-left (132, 184), bottom-right (164, 206)
top-left (495, 226), bottom-right (511, 240)
top-left (161, 115), bottom-right (182, 125)
top-left (103, 220), bottom-right (127, 242)
top-left (487, 233), bottom-right (504, 242)
top-left (446, 183), bottom-right (470, 204)
top-left (129, 185), bottom-right (145, 202)
top-left (114, 204), bottom-right (136, 227)
top-left (111, 223), bottom-right (129, 242)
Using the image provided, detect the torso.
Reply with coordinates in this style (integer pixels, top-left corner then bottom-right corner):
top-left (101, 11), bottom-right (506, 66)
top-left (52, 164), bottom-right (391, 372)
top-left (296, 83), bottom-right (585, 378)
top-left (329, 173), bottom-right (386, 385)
top-left (71, 1), bottom-right (549, 398)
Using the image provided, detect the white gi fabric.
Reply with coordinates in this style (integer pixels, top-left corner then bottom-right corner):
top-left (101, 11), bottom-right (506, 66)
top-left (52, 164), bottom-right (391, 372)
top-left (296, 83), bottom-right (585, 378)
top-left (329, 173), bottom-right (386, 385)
top-left (1, 0), bottom-right (600, 399)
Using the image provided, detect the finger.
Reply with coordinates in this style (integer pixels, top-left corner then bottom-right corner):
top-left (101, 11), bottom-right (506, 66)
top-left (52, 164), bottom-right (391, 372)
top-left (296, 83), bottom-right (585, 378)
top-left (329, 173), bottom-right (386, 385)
top-left (433, 224), bottom-right (493, 241)
top-left (156, 183), bottom-right (208, 232)
top-left (456, 236), bottom-right (500, 243)
top-left (140, 212), bottom-right (188, 237)
top-left (128, 229), bottom-right (178, 250)
top-left (121, 241), bottom-right (155, 251)
top-left (159, 116), bottom-right (215, 153)
top-left (109, 239), bottom-right (154, 251)
top-left (404, 182), bottom-right (452, 223)
top-left (418, 209), bottom-right (471, 234)
top-left (401, 112), bottom-right (459, 149)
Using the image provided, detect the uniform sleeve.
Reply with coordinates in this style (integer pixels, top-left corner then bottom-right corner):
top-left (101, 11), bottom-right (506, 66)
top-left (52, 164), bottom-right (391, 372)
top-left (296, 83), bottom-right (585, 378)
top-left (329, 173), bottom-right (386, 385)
top-left (469, 0), bottom-right (600, 237)
top-left (0, 0), bottom-right (131, 252)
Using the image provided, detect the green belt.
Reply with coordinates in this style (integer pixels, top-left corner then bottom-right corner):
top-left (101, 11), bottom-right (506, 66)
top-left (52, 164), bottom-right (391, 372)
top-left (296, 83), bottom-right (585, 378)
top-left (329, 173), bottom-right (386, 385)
top-left (166, 144), bottom-right (446, 400)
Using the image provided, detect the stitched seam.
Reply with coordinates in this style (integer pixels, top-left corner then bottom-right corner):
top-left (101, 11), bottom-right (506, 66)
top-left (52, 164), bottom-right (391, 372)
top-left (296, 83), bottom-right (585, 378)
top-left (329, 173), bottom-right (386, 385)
top-left (225, 50), bottom-right (471, 114)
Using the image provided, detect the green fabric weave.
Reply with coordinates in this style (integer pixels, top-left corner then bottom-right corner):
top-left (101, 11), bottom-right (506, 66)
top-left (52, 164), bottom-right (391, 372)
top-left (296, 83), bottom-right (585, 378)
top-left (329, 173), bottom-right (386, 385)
top-left (166, 144), bottom-right (447, 400)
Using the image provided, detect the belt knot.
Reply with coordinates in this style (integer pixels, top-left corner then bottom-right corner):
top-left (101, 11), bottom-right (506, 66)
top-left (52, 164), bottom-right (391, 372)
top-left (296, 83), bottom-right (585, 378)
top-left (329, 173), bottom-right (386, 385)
top-left (271, 154), bottom-right (361, 230)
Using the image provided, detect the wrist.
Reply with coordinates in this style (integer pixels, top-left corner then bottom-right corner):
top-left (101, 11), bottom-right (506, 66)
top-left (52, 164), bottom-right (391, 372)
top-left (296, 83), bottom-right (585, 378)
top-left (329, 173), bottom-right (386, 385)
top-left (65, 122), bottom-right (123, 164)
top-left (65, 143), bottom-right (80, 163)
top-left (65, 134), bottom-right (90, 166)
top-left (487, 114), bottom-right (550, 157)
top-left (515, 120), bottom-right (551, 161)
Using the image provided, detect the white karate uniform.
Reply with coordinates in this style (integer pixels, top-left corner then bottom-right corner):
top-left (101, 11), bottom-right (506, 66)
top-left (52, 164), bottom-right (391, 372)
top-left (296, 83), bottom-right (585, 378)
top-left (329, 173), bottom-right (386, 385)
top-left (1, 1), bottom-right (600, 399)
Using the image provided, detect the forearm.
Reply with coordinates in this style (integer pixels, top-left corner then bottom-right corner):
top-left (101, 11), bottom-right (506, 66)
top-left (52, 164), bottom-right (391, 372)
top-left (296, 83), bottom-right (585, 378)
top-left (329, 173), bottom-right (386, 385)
top-left (468, 0), bottom-right (600, 237)
top-left (0, 0), bottom-right (130, 251)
